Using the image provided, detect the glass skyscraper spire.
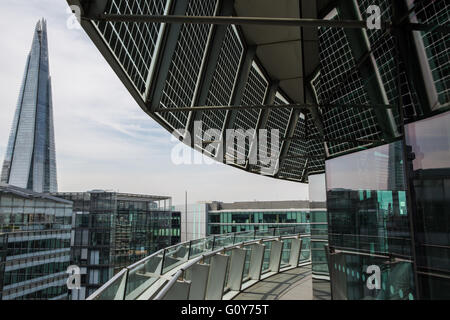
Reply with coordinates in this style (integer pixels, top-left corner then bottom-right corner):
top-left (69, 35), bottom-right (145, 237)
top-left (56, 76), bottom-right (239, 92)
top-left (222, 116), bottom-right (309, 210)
top-left (1, 19), bottom-right (57, 193)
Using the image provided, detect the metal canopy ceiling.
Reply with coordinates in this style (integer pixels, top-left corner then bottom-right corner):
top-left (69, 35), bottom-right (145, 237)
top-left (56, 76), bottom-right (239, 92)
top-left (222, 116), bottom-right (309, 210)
top-left (234, 0), bottom-right (305, 103)
top-left (68, 0), bottom-right (449, 183)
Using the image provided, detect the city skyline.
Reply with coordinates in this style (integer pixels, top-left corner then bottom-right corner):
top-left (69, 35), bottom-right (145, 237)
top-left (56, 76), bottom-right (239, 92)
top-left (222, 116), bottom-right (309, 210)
top-left (0, 0), bottom-right (447, 303)
top-left (0, 0), bottom-right (308, 206)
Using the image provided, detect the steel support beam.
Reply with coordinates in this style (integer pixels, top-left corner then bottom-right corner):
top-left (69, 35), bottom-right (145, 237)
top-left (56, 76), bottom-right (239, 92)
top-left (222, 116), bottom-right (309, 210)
top-left (393, 4), bottom-right (421, 299)
top-left (257, 82), bottom-right (279, 131)
top-left (226, 46), bottom-right (257, 123)
top-left (391, 0), bottom-right (432, 115)
top-left (283, 137), bottom-right (386, 144)
top-left (186, 0), bottom-right (235, 137)
top-left (221, 45), bottom-right (256, 163)
top-left (338, 1), bottom-right (399, 140)
top-left (274, 110), bottom-right (301, 178)
top-left (87, 14), bottom-right (449, 33)
top-left (247, 81), bottom-right (278, 170)
top-left (280, 154), bottom-right (325, 160)
top-left (274, 0), bottom-right (322, 181)
top-left (154, 103), bottom-right (394, 113)
top-left (148, 1), bottom-right (189, 112)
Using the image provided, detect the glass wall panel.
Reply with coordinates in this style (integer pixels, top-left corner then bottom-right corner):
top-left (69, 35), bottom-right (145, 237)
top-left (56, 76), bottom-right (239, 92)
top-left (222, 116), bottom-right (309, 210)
top-left (325, 141), bottom-right (416, 300)
top-left (406, 111), bottom-right (450, 299)
top-left (309, 173), bottom-right (331, 299)
top-left (329, 252), bottom-right (416, 300)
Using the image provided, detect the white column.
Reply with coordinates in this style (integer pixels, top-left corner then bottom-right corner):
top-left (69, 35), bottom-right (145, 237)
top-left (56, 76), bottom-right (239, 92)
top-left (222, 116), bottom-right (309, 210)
top-left (248, 243), bottom-right (265, 280)
top-left (269, 241), bottom-right (283, 273)
top-left (188, 263), bottom-right (210, 300)
top-left (289, 238), bottom-right (303, 267)
top-left (205, 254), bottom-right (229, 300)
top-left (162, 281), bottom-right (191, 300)
top-left (227, 248), bottom-right (246, 291)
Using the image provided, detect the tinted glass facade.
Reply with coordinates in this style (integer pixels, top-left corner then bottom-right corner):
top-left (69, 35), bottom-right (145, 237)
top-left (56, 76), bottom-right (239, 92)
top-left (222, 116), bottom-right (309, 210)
top-left (308, 174), bottom-right (331, 299)
top-left (208, 210), bottom-right (311, 235)
top-left (206, 201), bottom-right (327, 267)
top-left (326, 141), bottom-right (416, 300)
top-left (406, 112), bottom-right (450, 299)
top-left (311, 0), bottom-right (450, 300)
top-left (0, 184), bottom-right (72, 300)
top-left (55, 191), bottom-right (180, 300)
top-left (1, 19), bottom-right (57, 193)
top-left (323, 111), bottom-right (450, 300)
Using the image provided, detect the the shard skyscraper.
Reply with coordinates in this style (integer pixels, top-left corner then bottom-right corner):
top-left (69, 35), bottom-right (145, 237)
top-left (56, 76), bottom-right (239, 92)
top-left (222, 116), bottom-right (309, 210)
top-left (1, 19), bottom-right (57, 193)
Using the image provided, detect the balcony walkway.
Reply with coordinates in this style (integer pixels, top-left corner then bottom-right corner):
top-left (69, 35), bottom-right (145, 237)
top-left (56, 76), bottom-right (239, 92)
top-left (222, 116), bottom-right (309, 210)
top-left (233, 265), bottom-right (312, 300)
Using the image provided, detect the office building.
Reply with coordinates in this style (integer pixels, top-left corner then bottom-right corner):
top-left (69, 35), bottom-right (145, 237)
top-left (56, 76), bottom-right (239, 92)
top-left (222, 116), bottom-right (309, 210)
top-left (176, 199), bottom-right (325, 236)
top-left (0, 184), bottom-right (72, 300)
top-left (1, 19), bottom-right (58, 193)
top-left (69, 0), bottom-right (449, 300)
top-left (54, 190), bottom-right (180, 300)
top-left (205, 200), bottom-right (318, 235)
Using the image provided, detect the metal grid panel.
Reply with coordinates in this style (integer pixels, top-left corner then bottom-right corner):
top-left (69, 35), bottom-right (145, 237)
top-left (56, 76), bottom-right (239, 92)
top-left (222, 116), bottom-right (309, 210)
top-left (277, 157), bottom-right (306, 181)
top-left (413, 0), bottom-right (450, 106)
top-left (227, 62), bottom-right (268, 163)
top-left (266, 93), bottom-right (292, 139)
top-left (313, 11), bottom-right (382, 156)
top-left (305, 113), bottom-right (326, 176)
top-left (357, 0), bottom-right (420, 121)
top-left (159, 0), bottom-right (218, 130)
top-left (201, 25), bottom-right (244, 143)
top-left (94, 0), bottom-right (167, 95)
top-left (277, 115), bottom-right (309, 182)
top-left (247, 92), bottom-right (293, 174)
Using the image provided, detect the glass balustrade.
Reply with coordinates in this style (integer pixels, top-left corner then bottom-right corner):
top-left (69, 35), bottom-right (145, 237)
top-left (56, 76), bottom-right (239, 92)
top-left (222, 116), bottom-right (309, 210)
top-left (242, 245), bottom-right (253, 281)
top-left (162, 242), bottom-right (190, 274)
top-left (88, 227), bottom-right (311, 300)
top-left (261, 241), bottom-right (272, 273)
top-left (300, 237), bottom-right (311, 262)
top-left (212, 234), bottom-right (234, 250)
top-left (281, 239), bottom-right (293, 267)
top-left (125, 252), bottom-right (164, 300)
top-left (233, 231), bottom-right (255, 244)
top-left (188, 236), bottom-right (214, 259)
top-left (91, 269), bottom-right (127, 300)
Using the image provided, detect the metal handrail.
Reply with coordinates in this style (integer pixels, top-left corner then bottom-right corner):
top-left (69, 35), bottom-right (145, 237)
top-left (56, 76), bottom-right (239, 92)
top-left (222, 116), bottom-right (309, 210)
top-left (153, 269), bottom-right (184, 300)
top-left (153, 234), bottom-right (308, 299)
top-left (87, 268), bottom-right (128, 300)
top-left (87, 226), bottom-right (311, 300)
top-left (127, 248), bottom-right (165, 270)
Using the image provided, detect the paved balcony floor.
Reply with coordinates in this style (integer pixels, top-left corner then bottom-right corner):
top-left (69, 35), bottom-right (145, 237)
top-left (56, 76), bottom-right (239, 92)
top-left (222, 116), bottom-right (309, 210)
top-left (233, 266), bottom-right (313, 300)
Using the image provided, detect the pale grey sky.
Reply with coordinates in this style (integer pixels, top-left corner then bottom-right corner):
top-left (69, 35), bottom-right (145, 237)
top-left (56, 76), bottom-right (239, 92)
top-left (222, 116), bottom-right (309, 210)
top-left (0, 0), bottom-right (309, 206)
